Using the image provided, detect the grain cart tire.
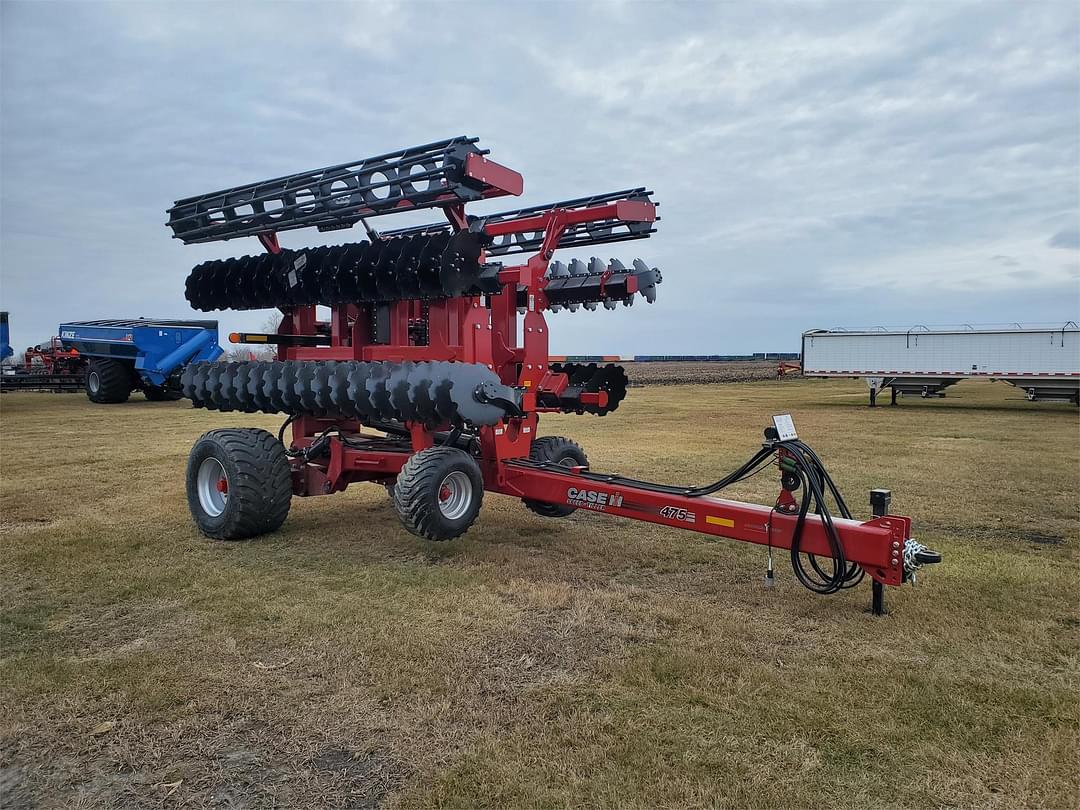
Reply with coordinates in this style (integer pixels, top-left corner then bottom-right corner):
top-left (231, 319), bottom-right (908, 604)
top-left (85, 358), bottom-right (133, 404)
top-left (392, 447), bottom-right (483, 541)
top-left (144, 385), bottom-right (183, 402)
top-left (186, 428), bottom-right (292, 540)
top-left (523, 436), bottom-right (589, 518)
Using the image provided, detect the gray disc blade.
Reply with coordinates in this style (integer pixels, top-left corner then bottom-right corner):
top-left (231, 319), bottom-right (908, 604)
top-left (296, 362), bottom-right (322, 413)
top-left (365, 362), bottom-right (394, 420)
top-left (277, 361), bottom-right (302, 412)
top-left (247, 362), bottom-right (270, 412)
top-left (261, 362), bottom-right (285, 413)
top-left (205, 364), bottom-right (231, 411)
top-left (443, 361), bottom-right (510, 426)
top-left (406, 363), bottom-right (439, 426)
top-left (430, 363), bottom-right (456, 424)
top-left (328, 361), bottom-right (356, 417)
top-left (346, 362), bottom-right (376, 420)
top-left (387, 361), bottom-right (418, 422)
top-left (232, 362), bottom-right (253, 411)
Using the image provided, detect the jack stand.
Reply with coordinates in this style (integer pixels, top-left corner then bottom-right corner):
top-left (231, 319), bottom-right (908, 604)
top-left (869, 488), bottom-right (892, 616)
top-left (764, 547), bottom-right (775, 588)
top-left (871, 580), bottom-right (886, 616)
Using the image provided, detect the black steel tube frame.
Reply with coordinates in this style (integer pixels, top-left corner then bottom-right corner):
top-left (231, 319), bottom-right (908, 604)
top-left (168, 137), bottom-right (495, 244)
top-left (381, 188), bottom-right (658, 255)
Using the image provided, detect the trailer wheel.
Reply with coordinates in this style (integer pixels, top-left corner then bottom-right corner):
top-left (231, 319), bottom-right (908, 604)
top-left (186, 428), bottom-right (292, 540)
top-left (392, 447), bottom-right (483, 541)
top-left (85, 358), bottom-right (133, 404)
top-left (522, 436), bottom-right (589, 518)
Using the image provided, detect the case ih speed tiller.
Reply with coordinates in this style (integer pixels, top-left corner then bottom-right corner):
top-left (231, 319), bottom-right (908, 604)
top-left (170, 136), bottom-right (939, 613)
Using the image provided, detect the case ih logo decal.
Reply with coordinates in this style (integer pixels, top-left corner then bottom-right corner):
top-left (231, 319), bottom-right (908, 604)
top-left (659, 506), bottom-right (697, 524)
top-left (567, 487), bottom-right (623, 511)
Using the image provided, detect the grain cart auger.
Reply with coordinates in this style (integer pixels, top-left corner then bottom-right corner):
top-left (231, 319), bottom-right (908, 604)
top-left (169, 136), bottom-right (940, 614)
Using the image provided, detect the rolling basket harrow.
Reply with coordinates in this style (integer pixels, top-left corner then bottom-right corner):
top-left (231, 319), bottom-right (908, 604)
top-left (172, 136), bottom-right (939, 613)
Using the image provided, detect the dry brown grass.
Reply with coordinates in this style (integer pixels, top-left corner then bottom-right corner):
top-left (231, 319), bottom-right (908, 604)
top-left (1, 378), bottom-right (1077, 809)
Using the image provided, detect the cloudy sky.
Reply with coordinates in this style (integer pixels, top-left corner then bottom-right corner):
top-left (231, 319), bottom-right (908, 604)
top-left (2, 0), bottom-right (1078, 354)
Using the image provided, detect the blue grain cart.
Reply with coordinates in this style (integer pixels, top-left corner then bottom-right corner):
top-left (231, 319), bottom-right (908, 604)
top-left (0, 312), bottom-right (12, 362)
top-left (59, 318), bottom-right (223, 403)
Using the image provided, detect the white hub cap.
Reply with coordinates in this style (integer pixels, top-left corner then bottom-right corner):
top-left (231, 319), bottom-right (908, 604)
top-left (197, 457), bottom-right (229, 517)
top-left (437, 470), bottom-right (472, 520)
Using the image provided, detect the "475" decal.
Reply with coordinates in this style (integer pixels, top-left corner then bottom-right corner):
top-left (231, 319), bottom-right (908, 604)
top-left (658, 506), bottom-right (696, 524)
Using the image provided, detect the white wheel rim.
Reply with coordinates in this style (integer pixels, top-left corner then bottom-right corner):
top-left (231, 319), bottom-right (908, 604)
top-left (88, 371), bottom-right (100, 394)
top-left (197, 457), bottom-right (229, 517)
top-left (437, 470), bottom-right (473, 520)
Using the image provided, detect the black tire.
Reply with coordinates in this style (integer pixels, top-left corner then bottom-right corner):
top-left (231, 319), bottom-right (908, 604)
top-left (392, 447), bottom-right (483, 541)
top-left (85, 358), bottom-right (133, 404)
top-left (186, 428), bottom-right (292, 540)
top-left (144, 385), bottom-right (183, 402)
top-left (522, 436), bottom-right (589, 518)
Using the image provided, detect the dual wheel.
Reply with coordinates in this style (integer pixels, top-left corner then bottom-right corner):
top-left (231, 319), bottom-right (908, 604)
top-left (186, 428), bottom-right (589, 542)
top-left (85, 357), bottom-right (182, 403)
top-left (86, 358), bottom-right (135, 403)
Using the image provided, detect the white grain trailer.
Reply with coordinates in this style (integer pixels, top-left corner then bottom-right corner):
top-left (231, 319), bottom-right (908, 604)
top-left (801, 323), bottom-right (1080, 406)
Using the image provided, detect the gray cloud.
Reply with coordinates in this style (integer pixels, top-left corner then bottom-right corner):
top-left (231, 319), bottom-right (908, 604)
top-left (1049, 227), bottom-right (1080, 249)
top-left (1, 0), bottom-right (1078, 354)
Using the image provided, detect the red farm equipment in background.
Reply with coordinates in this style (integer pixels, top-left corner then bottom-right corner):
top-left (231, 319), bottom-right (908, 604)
top-left (170, 136), bottom-right (940, 614)
top-left (0, 326), bottom-right (87, 393)
top-left (23, 338), bottom-right (85, 376)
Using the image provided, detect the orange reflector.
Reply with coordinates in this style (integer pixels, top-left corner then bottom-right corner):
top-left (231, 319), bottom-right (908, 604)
top-left (228, 332), bottom-right (240, 343)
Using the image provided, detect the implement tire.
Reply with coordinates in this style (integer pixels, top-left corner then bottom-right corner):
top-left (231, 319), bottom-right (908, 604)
top-left (392, 447), bottom-right (483, 541)
top-left (522, 436), bottom-right (589, 518)
top-left (85, 358), bottom-right (133, 404)
top-left (186, 428), bottom-right (292, 540)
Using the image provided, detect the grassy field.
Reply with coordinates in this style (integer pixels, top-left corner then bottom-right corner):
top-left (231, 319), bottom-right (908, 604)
top-left (1, 378), bottom-right (1077, 809)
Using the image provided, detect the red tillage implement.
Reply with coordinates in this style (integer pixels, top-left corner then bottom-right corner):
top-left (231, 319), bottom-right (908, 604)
top-left (170, 136), bottom-right (939, 613)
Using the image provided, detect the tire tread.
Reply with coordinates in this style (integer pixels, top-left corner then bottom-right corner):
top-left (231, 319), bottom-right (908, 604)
top-left (523, 436), bottom-right (588, 518)
top-left (393, 447), bottom-right (482, 540)
top-left (187, 427), bottom-right (292, 540)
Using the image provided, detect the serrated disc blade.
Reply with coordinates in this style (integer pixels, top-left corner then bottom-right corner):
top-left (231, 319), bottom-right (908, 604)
top-left (417, 234), bottom-right (450, 298)
top-left (443, 361), bottom-right (508, 426)
top-left (387, 361), bottom-right (417, 422)
top-left (365, 362), bottom-right (394, 420)
top-left (438, 230), bottom-right (483, 296)
top-left (346, 362), bottom-right (376, 420)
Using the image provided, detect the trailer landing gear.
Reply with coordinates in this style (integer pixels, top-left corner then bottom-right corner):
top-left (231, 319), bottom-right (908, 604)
top-left (870, 489), bottom-right (891, 615)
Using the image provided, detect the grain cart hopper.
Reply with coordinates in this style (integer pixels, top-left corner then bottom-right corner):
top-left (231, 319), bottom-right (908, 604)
top-left (0, 312), bottom-right (12, 363)
top-left (169, 136), bottom-right (940, 614)
top-left (59, 318), bottom-right (223, 403)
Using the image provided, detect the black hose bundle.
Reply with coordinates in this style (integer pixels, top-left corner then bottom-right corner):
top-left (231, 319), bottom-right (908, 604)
top-left (667, 436), bottom-right (863, 595)
top-left (772, 439), bottom-right (864, 594)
